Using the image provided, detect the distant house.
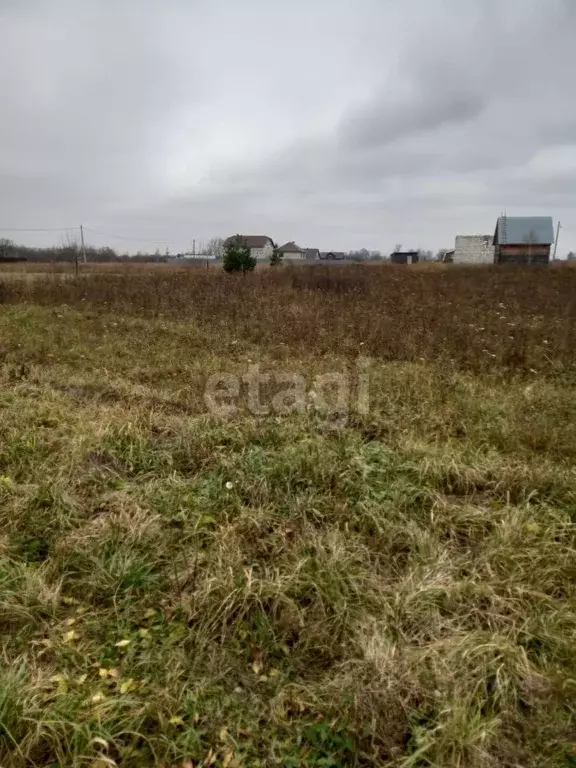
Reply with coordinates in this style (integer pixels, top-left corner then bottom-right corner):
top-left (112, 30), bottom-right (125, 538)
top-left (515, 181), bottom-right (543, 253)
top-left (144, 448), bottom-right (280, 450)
top-left (278, 241), bottom-right (305, 261)
top-left (0, 255), bottom-right (26, 263)
top-left (320, 251), bottom-right (347, 260)
top-left (453, 235), bottom-right (495, 264)
top-left (493, 216), bottom-right (554, 264)
top-left (390, 250), bottom-right (419, 265)
top-left (224, 235), bottom-right (274, 261)
top-left (304, 248), bottom-right (320, 260)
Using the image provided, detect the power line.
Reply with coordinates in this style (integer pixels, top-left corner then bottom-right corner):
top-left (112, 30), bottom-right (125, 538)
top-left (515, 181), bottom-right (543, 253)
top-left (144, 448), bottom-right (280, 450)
top-left (0, 225), bottom-right (186, 245)
top-left (83, 227), bottom-right (184, 245)
top-left (0, 227), bottom-right (77, 233)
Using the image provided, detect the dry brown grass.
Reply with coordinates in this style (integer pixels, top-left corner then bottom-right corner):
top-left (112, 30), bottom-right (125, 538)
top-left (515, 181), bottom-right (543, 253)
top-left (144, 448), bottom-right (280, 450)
top-left (1, 262), bottom-right (576, 372)
top-left (0, 265), bottom-right (575, 766)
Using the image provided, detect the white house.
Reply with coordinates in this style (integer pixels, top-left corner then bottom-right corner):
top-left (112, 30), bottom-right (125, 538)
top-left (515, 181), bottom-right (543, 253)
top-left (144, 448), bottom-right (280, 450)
top-left (278, 241), bottom-right (305, 261)
top-left (224, 235), bottom-right (274, 261)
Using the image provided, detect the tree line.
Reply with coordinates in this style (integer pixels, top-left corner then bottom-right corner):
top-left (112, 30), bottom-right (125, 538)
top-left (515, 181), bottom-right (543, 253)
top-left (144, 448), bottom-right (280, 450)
top-left (0, 235), bottom-right (466, 266)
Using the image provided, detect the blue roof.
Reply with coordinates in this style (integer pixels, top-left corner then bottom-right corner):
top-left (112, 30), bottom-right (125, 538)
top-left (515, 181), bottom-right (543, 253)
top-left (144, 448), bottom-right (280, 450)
top-left (494, 216), bottom-right (554, 245)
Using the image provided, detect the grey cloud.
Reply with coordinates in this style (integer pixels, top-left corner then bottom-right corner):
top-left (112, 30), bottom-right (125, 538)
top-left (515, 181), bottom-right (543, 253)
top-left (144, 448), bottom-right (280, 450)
top-left (1, 0), bottom-right (576, 254)
top-left (0, 1), bottom-right (199, 227)
top-left (339, 86), bottom-right (486, 150)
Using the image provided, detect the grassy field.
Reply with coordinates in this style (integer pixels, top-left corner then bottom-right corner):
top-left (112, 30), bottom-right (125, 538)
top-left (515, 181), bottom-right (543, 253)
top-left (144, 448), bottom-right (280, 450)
top-left (0, 263), bottom-right (575, 767)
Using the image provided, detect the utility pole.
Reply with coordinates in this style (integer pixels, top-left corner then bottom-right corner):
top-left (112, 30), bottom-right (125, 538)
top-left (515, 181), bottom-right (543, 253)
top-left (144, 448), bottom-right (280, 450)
top-left (80, 225), bottom-right (87, 264)
top-left (552, 221), bottom-right (561, 261)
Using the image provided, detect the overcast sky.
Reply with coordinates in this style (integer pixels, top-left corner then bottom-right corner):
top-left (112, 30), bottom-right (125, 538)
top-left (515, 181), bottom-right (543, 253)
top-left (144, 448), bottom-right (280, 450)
top-left (1, 0), bottom-right (575, 254)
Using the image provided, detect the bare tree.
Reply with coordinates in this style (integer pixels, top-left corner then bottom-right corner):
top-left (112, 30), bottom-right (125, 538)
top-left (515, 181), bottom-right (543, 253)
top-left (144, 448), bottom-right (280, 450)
top-left (348, 247), bottom-right (370, 261)
top-left (201, 237), bottom-right (225, 260)
top-left (59, 231), bottom-right (81, 274)
top-left (523, 230), bottom-right (538, 264)
top-left (0, 238), bottom-right (15, 260)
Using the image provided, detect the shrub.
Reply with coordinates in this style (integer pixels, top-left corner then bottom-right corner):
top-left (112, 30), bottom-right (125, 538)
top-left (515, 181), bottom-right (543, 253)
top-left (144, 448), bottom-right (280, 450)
top-left (222, 236), bottom-right (256, 274)
top-left (269, 240), bottom-right (283, 266)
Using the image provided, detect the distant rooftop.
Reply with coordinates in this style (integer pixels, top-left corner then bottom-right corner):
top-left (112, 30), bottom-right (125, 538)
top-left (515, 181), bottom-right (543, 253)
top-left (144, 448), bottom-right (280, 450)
top-left (494, 216), bottom-right (554, 245)
top-left (224, 235), bottom-right (273, 249)
top-left (278, 241), bottom-right (304, 253)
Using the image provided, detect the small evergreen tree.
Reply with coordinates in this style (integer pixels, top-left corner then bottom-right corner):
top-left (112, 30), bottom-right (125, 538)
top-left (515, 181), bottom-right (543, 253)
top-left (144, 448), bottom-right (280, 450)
top-left (223, 236), bottom-right (257, 274)
top-left (269, 240), bottom-right (283, 266)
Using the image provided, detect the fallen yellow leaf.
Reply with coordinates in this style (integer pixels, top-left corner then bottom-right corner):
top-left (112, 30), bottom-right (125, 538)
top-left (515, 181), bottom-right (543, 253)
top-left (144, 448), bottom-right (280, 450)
top-left (63, 630), bottom-right (78, 643)
top-left (65, 617), bottom-right (77, 627)
top-left (115, 639), bottom-right (131, 648)
top-left (98, 668), bottom-right (110, 678)
top-left (62, 596), bottom-right (78, 605)
top-left (108, 667), bottom-right (120, 679)
top-left (76, 674), bottom-right (88, 685)
top-left (222, 751), bottom-right (234, 768)
top-left (138, 628), bottom-right (150, 638)
top-left (119, 678), bottom-right (135, 694)
top-left (91, 692), bottom-right (106, 704)
top-left (169, 715), bottom-right (185, 726)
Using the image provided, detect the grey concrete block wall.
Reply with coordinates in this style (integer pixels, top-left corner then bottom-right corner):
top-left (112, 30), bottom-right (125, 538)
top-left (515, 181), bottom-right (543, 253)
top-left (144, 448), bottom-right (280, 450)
top-left (453, 235), bottom-right (495, 265)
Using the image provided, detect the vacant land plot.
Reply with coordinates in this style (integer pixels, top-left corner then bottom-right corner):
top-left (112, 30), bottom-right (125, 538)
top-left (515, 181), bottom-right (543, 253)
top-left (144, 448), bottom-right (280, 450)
top-left (0, 264), bottom-right (575, 767)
